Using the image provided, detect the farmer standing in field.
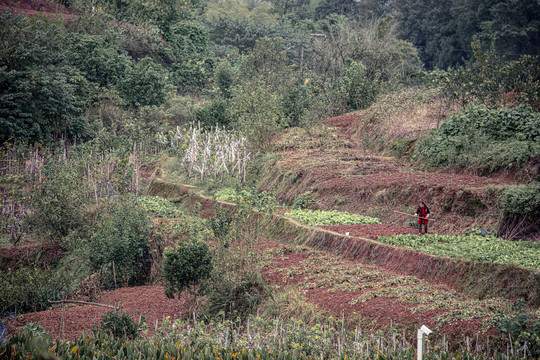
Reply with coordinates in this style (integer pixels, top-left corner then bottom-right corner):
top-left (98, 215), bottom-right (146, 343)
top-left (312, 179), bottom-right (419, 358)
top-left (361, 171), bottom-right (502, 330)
top-left (415, 201), bottom-right (430, 235)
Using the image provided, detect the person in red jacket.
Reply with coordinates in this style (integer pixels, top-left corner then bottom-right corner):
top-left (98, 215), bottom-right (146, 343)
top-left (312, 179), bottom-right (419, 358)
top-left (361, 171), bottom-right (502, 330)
top-left (415, 201), bottom-right (430, 235)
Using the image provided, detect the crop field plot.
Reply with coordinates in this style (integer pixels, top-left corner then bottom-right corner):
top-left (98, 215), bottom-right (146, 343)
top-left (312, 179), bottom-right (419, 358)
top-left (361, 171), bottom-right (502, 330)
top-left (376, 234), bottom-right (540, 270)
top-left (284, 209), bottom-right (381, 226)
top-left (262, 244), bottom-right (507, 338)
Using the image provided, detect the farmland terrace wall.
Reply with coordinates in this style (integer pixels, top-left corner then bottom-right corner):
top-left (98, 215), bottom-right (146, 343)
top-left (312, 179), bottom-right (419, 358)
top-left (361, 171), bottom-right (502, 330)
top-left (148, 178), bottom-right (540, 308)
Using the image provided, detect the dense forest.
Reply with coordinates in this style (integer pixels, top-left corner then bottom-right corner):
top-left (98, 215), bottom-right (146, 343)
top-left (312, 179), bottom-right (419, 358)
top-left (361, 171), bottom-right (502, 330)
top-left (1, 0), bottom-right (539, 146)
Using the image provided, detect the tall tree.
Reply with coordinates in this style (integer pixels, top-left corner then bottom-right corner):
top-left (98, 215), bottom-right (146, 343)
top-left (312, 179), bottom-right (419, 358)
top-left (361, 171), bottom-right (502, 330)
top-left (315, 0), bottom-right (359, 20)
top-left (394, 0), bottom-right (540, 69)
top-left (0, 13), bottom-right (86, 143)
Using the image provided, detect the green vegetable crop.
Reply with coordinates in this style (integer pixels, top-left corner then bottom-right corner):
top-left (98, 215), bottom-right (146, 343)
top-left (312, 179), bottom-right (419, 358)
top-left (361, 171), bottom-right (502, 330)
top-left (284, 209), bottom-right (381, 226)
top-left (377, 234), bottom-right (540, 270)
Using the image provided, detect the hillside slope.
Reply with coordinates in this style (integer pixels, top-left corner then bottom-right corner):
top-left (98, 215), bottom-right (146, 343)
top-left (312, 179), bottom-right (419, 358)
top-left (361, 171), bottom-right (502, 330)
top-left (257, 114), bottom-right (516, 236)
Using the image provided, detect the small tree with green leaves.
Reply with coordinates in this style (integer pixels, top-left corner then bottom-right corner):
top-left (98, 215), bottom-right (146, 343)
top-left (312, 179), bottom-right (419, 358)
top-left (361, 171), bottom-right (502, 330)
top-left (88, 202), bottom-right (152, 287)
top-left (162, 240), bottom-right (213, 314)
top-left (341, 61), bottom-right (378, 111)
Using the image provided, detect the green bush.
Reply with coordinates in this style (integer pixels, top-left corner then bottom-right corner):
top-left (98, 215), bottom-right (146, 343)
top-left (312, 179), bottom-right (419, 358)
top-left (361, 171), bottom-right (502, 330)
top-left (282, 85), bottom-right (311, 128)
top-left (214, 61), bottom-right (235, 98)
top-left (119, 57), bottom-right (167, 107)
top-left (97, 311), bottom-right (145, 339)
top-left (230, 81), bottom-right (285, 147)
top-left (88, 202), bottom-right (152, 287)
top-left (475, 141), bottom-right (540, 173)
top-left (341, 61), bottom-right (378, 111)
top-left (195, 99), bottom-right (232, 128)
top-left (161, 240), bottom-right (213, 300)
top-left (0, 267), bottom-right (61, 315)
top-left (29, 163), bottom-right (88, 242)
top-left (207, 203), bottom-right (235, 243)
top-left (206, 276), bottom-right (267, 320)
top-left (498, 182), bottom-right (540, 238)
top-left (415, 104), bottom-right (540, 172)
top-left (499, 182), bottom-right (540, 218)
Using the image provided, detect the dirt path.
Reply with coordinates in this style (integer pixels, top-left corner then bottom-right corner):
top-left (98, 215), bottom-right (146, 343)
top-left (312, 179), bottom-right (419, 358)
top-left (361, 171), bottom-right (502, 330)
top-left (320, 224), bottom-right (420, 239)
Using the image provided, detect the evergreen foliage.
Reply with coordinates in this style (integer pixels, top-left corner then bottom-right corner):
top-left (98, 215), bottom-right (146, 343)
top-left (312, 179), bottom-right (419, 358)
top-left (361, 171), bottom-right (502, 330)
top-left (0, 13), bottom-right (86, 143)
top-left (162, 240), bottom-right (213, 299)
top-left (88, 203), bottom-right (152, 287)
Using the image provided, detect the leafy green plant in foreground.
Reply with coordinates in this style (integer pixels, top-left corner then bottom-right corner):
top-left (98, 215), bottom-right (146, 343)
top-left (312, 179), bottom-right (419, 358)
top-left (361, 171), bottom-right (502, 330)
top-left (496, 300), bottom-right (540, 358)
top-left (285, 209), bottom-right (381, 226)
top-left (376, 234), bottom-right (540, 270)
top-left (3, 316), bottom-right (535, 360)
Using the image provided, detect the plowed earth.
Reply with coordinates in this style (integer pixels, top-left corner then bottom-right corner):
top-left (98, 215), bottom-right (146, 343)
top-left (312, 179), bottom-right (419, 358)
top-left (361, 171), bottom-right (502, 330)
top-left (7, 238), bottom-right (499, 343)
top-left (260, 239), bottom-right (499, 340)
top-left (6, 286), bottom-right (186, 340)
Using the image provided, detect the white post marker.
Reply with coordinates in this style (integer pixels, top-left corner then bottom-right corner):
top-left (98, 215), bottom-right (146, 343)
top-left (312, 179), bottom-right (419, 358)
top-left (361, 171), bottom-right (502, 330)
top-left (417, 325), bottom-right (432, 360)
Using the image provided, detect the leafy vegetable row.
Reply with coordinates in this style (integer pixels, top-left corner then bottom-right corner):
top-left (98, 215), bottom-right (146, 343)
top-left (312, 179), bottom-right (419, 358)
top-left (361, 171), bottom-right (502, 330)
top-left (377, 234), bottom-right (540, 270)
top-left (284, 209), bottom-right (381, 226)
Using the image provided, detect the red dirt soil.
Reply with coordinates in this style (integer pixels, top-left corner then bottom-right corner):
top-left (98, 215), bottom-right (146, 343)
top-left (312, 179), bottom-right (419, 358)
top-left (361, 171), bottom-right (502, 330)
top-left (322, 114), bottom-right (362, 139)
top-left (7, 286), bottom-right (186, 340)
top-left (262, 238), bottom-right (499, 340)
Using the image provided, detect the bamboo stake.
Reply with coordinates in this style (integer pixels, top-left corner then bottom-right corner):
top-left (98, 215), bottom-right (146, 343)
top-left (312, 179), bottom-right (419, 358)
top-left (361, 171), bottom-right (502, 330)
top-left (113, 260), bottom-right (117, 289)
top-left (393, 211), bottom-right (436, 221)
top-left (49, 299), bottom-right (119, 310)
top-left (61, 302), bottom-right (65, 340)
